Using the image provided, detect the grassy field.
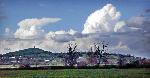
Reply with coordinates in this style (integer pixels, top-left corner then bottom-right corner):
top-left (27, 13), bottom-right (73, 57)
top-left (0, 68), bottom-right (150, 78)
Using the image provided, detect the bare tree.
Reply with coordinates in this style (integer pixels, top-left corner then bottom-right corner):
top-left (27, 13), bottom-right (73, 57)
top-left (94, 44), bottom-right (102, 66)
top-left (94, 41), bottom-right (108, 66)
top-left (66, 43), bottom-right (77, 66)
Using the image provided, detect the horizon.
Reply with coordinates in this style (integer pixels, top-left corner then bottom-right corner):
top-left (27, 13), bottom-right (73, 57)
top-left (2, 46), bottom-right (149, 59)
top-left (0, 0), bottom-right (150, 58)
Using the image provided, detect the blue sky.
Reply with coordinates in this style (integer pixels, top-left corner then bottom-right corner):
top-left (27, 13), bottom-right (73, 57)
top-left (0, 0), bottom-right (149, 33)
top-left (0, 0), bottom-right (150, 58)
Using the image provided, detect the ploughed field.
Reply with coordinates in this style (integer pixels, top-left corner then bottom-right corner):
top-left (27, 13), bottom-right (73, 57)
top-left (0, 69), bottom-right (150, 78)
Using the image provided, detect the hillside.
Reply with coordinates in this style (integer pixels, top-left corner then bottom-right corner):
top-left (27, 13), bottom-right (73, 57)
top-left (2, 48), bottom-right (54, 58)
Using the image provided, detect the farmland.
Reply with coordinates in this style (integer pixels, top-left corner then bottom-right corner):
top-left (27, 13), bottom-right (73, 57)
top-left (0, 68), bottom-right (150, 78)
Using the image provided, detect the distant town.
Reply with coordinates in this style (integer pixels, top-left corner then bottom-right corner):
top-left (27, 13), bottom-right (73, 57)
top-left (0, 43), bottom-right (150, 68)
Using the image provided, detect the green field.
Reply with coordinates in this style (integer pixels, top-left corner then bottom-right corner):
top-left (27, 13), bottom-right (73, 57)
top-left (0, 69), bottom-right (150, 78)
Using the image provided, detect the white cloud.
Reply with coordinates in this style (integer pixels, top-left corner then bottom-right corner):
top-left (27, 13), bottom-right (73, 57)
top-left (127, 16), bottom-right (145, 27)
top-left (0, 40), bottom-right (34, 54)
top-left (4, 27), bottom-right (13, 38)
top-left (114, 21), bottom-right (125, 32)
top-left (18, 18), bottom-right (61, 28)
top-left (127, 16), bottom-right (150, 32)
top-left (0, 4), bottom-right (150, 58)
top-left (45, 29), bottom-right (78, 42)
top-left (82, 4), bottom-right (125, 34)
top-left (5, 27), bottom-right (10, 33)
top-left (110, 41), bottom-right (133, 54)
top-left (14, 17), bottom-right (61, 39)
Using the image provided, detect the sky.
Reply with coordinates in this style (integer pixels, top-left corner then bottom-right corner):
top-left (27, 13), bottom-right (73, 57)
top-left (0, 0), bottom-right (150, 58)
